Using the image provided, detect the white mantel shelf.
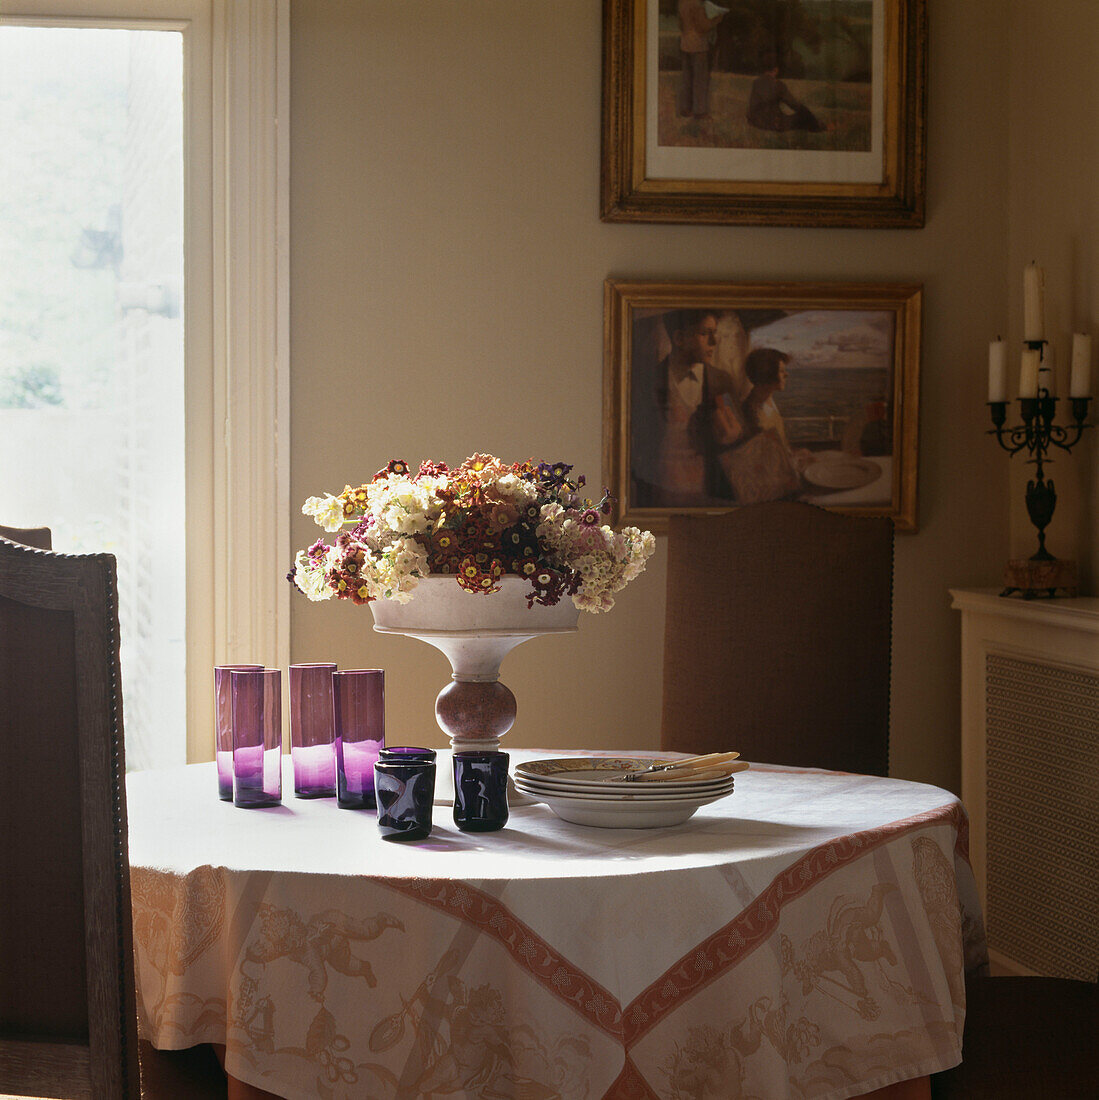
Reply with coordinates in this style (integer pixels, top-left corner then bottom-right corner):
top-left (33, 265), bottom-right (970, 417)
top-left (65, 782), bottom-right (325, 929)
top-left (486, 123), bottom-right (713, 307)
top-left (950, 587), bottom-right (1099, 636)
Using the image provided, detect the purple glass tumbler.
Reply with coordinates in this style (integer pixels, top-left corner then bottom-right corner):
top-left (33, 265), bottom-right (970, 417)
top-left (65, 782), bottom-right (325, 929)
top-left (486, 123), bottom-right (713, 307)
top-left (334, 669), bottom-right (384, 810)
top-left (231, 668), bottom-right (282, 808)
top-left (214, 664), bottom-right (263, 800)
top-left (452, 750), bottom-right (509, 832)
top-left (289, 663), bottom-right (337, 798)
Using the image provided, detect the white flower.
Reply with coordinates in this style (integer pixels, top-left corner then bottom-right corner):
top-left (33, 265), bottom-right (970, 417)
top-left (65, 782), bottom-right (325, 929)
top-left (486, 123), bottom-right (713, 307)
top-left (303, 494), bottom-right (345, 533)
top-left (293, 548), bottom-right (335, 601)
top-left (494, 473), bottom-right (538, 507)
top-left (351, 536), bottom-right (430, 604)
top-left (392, 537), bottom-right (429, 575)
top-left (371, 477), bottom-right (442, 536)
top-left (573, 589), bottom-right (614, 613)
top-left (559, 521), bottom-right (655, 613)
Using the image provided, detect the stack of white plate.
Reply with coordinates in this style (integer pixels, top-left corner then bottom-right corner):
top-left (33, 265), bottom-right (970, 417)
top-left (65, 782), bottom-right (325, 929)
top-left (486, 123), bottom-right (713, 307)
top-left (513, 757), bottom-right (738, 829)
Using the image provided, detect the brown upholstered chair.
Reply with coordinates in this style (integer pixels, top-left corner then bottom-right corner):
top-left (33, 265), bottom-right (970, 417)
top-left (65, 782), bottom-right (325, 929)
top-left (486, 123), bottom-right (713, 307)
top-left (929, 974), bottom-right (1098, 1098)
top-left (662, 501), bottom-right (894, 774)
top-left (0, 536), bottom-right (228, 1099)
top-left (0, 524), bottom-right (52, 550)
top-left (0, 535), bottom-right (140, 1097)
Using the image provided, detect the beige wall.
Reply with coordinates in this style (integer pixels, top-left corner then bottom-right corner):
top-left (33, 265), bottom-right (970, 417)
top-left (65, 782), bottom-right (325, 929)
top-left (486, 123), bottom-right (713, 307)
top-left (1007, 3), bottom-right (1099, 588)
top-left (289, 0), bottom-right (1014, 794)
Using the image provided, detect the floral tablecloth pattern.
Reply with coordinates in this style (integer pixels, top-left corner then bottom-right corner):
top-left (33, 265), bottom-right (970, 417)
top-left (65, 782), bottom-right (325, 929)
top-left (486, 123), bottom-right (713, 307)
top-left (127, 754), bottom-right (986, 1100)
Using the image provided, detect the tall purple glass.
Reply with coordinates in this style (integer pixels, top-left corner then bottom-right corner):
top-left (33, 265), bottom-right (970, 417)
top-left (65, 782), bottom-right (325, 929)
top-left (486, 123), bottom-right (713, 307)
top-left (214, 664), bottom-right (263, 800)
top-left (231, 668), bottom-right (282, 808)
top-left (334, 669), bottom-right (384, 810)
top-left (289, 663), bottom-right (337, 798)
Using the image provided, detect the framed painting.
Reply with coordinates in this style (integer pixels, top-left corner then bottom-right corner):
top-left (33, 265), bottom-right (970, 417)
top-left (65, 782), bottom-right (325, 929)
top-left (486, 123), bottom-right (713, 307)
top-left (600, 0), bottom-right (928, 227)
top-left (603, 279), bottom-right (921, 531)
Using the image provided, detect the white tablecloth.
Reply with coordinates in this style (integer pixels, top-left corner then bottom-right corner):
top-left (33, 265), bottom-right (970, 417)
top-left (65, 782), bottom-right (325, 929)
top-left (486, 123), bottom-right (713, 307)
top-left (127, 752), bottom-right (986, 1100)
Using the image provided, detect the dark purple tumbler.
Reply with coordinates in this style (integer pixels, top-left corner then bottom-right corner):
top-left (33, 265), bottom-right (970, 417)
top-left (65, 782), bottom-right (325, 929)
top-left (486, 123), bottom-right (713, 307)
top-left (452, 750), bottom-right (509, 832)
top-left (214, 664), bottom-right (263, 800)
top-left (375, 756), bottom-right (436, 839)
top-left (334, 669), bottom-right (384, 809)
top-left (289, 663), bottom-right (337, 798)
top-left (230, 668), bottom-right (282, 808)
top-left (378, 746), bottom-right (436, 764)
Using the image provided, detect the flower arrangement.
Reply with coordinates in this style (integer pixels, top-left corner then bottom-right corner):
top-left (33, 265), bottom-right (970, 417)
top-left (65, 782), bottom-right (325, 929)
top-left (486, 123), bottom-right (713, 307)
top-left (289, 454), bottom-right (655, 613)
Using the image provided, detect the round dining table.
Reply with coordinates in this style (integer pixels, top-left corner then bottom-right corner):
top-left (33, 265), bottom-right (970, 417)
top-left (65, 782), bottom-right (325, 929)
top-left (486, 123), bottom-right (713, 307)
top-left (127, 751), bottom-right (986, 1100)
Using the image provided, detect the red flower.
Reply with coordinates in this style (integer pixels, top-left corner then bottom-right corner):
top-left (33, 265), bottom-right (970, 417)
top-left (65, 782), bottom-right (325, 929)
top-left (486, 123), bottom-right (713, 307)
top-left (372, 458), bottom-right (410, 481)
top-left (348, 581), bottom-right (372, 605)
top-left (456, 554), bottom-right (503, 595)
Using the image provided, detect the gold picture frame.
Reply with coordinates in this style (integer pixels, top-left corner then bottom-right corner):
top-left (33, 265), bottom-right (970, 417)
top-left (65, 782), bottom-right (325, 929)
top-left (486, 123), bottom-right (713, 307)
top-left (603, 279), bottom-right (922, 532)
top-left (601, 0), bottom-right (928, 227)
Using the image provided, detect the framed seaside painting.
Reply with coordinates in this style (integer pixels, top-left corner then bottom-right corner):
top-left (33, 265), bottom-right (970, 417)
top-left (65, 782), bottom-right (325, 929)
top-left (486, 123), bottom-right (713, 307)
top-left (600, 0), bottom-right (928, 226)
top-left (603, 279), bottom-right (921, 532)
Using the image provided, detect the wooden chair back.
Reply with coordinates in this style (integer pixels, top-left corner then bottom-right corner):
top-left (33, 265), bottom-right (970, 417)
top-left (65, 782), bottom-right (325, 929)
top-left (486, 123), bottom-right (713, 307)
top-left (0, 525), bottom-right (52, 550)
top-left (662, 501), bottom-right (894, 775)
top-left (0, 536), bottom-right (139, 1097)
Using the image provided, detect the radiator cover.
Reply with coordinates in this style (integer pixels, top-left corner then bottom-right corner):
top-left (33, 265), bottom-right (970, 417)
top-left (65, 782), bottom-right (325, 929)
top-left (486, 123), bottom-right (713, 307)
top-left (985, 652), bottom-right (1099, 980)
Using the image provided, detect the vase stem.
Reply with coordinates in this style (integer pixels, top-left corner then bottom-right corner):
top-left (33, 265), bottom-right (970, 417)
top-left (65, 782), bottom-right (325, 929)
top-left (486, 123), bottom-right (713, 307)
top-left (370, 576), bottom-right (579, 764)
top-left (435, 678), bottom-right (517, 752)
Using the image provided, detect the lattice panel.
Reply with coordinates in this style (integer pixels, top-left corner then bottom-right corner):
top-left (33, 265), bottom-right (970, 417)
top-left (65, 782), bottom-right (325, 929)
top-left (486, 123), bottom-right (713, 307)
top-left (985, 653), bottom-right (1099, 980)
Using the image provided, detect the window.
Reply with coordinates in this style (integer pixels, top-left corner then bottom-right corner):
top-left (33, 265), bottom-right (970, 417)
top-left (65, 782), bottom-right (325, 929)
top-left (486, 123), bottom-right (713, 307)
top-left (0, 1), bottom-right (289, 767)
top-left (1, 25), bottom-right (186, 769)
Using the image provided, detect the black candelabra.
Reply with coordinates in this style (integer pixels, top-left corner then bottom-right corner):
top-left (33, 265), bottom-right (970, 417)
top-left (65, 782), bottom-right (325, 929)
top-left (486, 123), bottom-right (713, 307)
top-left (988, 339), bottom-right (1091, 596)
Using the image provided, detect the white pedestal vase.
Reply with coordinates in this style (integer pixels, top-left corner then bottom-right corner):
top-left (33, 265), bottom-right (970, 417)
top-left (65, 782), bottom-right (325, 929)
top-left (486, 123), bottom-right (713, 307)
top-left (370, 576), bottom-right (580, 801)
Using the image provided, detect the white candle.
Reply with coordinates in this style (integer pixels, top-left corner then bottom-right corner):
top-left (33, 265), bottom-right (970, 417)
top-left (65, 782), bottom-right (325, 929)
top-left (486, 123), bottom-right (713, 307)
top-left (1023, 263), bottom-right (1045, 343)
top-left (1019, 348), bottom-right (1040, 398)
top-left (988, 339), bottom-right (1007, 402)
top-left (1070, 332), bottom-right (1092, 397)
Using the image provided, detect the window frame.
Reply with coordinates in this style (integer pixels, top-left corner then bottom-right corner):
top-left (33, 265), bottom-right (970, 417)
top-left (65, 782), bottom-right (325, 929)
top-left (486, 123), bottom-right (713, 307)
top-left (1, 0), bottom-right (290, 762)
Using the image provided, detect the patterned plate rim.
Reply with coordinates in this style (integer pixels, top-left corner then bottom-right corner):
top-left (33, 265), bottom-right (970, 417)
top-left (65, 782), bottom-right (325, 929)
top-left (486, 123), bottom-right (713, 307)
top-left (516, 757), bottom-right (662, 778)
top-left (515, 757), bottom-right (740, 790)
top-left (514, 774), bottom-right (738, 795)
